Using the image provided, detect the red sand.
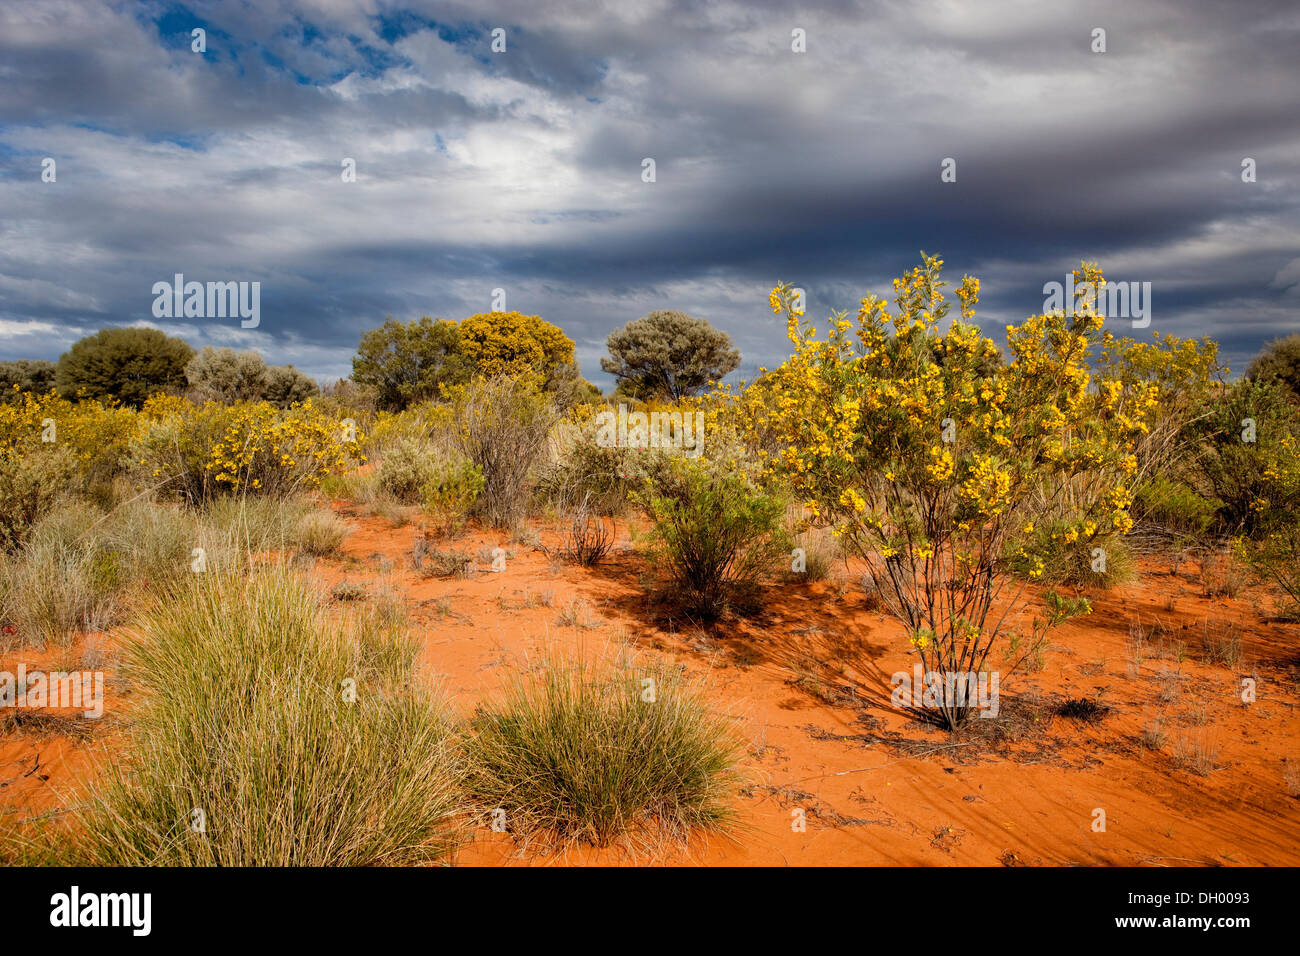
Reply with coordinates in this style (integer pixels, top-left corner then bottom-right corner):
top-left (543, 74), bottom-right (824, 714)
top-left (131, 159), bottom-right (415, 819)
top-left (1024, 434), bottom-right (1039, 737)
top-left (4, 502), bottom-right (1298, 866)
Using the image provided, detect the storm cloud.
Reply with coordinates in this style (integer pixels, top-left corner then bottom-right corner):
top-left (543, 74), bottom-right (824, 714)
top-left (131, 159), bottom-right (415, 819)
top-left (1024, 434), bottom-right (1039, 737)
top-left (1, 0), bottom-right (1296, 386)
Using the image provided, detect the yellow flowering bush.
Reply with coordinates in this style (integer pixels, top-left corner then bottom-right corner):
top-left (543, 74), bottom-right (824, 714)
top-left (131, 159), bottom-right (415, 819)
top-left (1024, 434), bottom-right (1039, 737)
top-left (739, 255), bottom-right (1146, 727)
top-left (0, 389), bottom-right (141, 490)
top-left (135, 397), bottom-right (365, 503)
top-left (0, 391), bottom-right (141, 545)
top-left (1097, 331), bottom-right (1225, 540)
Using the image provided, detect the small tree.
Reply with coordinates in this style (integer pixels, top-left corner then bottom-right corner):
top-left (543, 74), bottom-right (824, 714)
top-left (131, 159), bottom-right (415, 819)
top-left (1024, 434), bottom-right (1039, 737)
top-left (602, 310), bottom-right (740, 401)
top-left (457, 311), bottom-right (579, 394)
top-left (352, 317), bottom-right (464, 411)
top-left (56, 328), bottom-right (194, 408)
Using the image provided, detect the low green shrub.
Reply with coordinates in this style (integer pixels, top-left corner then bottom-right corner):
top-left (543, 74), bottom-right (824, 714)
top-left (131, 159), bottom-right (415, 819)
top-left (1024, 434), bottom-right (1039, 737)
top-left (636, 457), bottom-right (789, 619)
top-left (419, 455), bottom-right (483, 536)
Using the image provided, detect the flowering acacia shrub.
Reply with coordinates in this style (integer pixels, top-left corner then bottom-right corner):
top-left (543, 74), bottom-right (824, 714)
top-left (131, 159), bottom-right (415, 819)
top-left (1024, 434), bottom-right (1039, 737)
top-left (0, 390), bottom-right (140, 488)
top-left (0, 391), bottom-right (141, 544)
top-left (1097, 332), bottom-right (1225, 542)
top-left (1190, 376), bottom-right (1300, 534)
top-left (741, 255), bottom-right (1147, 727)
top-left (135, 396), bottom-right (365, 503)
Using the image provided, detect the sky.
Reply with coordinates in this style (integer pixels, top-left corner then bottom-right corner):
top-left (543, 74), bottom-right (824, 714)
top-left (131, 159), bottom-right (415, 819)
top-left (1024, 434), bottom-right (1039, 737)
top-left (0, 0), bottom-right (1297, 389)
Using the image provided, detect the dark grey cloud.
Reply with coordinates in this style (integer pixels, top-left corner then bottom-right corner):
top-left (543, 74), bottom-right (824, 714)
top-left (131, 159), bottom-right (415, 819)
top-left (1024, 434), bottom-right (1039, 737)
top-left (0, 0), bottom-right (1296, 387)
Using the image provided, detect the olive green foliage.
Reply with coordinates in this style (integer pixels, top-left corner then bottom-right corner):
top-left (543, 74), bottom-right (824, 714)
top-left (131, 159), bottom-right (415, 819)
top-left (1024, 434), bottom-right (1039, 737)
top-left (0, 360), bottom-right (57, 402)
top-left (56, 328), bottom-right (195, 408)
top-left (636, 456), bottom-right (790, 620)
top-left (352, 317), bottom-right (466, 411)
top-left (1248, 333), bottom-right (1300, 402)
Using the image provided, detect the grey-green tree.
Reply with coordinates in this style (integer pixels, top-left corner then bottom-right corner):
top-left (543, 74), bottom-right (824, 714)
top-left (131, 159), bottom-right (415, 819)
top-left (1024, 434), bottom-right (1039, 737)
top-left (185, 346), bottom-right (319, 407)
top-left (0, 360), bottom-right (57, 402)
top-left (601, 310), bottom-right (740, 401)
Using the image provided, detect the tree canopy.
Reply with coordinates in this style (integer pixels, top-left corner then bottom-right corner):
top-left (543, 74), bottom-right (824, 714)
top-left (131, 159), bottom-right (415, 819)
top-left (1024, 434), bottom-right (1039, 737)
top-left (601, 310), bottom-right (740, 401)
top-left (56, 327), bottom-right (194, 408)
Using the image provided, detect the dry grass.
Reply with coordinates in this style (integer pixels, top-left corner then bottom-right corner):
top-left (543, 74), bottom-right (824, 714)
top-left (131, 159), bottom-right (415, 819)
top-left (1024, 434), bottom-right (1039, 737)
top-left (73, 565), bottom-right (465, 865)
top-left (1173, 733), bottom-right (1220, 776)
top-left (1199, 551), bottom-right (1249, 599)
top-left (295, 509), bottom-right (350, 556)
top-left (1198, 619), bottom-right (1243, 669)
top-left (462, 649), bottom-right (746, 851)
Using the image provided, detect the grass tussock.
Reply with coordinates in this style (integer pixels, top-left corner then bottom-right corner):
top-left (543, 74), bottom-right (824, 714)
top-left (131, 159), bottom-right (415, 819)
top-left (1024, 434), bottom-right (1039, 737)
top-left (463, 651), bottom-right (745, 852)
top-left (294, 508), bottom-right (350, 556)
top-left (73, 564), bottom-right (464, 866)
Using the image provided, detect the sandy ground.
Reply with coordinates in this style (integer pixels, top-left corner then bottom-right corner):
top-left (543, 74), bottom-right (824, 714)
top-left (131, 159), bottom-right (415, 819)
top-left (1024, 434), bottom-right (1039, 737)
top-left (4, 501), bottom-right (1298, 866)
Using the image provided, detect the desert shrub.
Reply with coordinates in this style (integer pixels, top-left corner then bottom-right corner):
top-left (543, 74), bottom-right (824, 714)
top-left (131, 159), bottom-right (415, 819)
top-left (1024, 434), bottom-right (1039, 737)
top-left (0, 445), bottom-right (77, 551)
top-left (135, 396), bottom-right (364, 503)
top-left (1190, 377), bottom-right (1300, 534)
top-left (0, 502), bottom-right (120, 647)
top-left (185, 347), bottom-right (320, 408)
top-left (446, 375), bottom-right (559, 528)
top-left (0, 360), bottom-right (57, 400)
top-left (1097, 332), bottom-right (1222, 481)
top-left (536, 417), bottom-right (637, 516)
top-left (1247, 333), bottom-right (1300, 403)
top-left (551, 497), bottom-right (615, 566)
top-left (295, 509), bottom-right (350, 556)
top-left (0, 497), bottom-right (221, 648)
top-left (419, 454), bottom-right (484, 536)
top-left (1238, 431), bottom-right (1300, 614)
top-left (636, 456), bottom-right (789, 620)
top-left (75, 565), bottom-right (464, 865)
top-left (262, 365), bottom-right (320, 408)
top-left (375, 434), bottom-right (482, 533)
top-left (185, 346), bottom-right (272, 403)
top-left (0, 391), bottom-right (140, 498)
top-left (1131, 475), bottom-right (1220, 542)
top-left (377, 439), bottom-right (438, 503)
top-left (363, 400), bottom-right (456, 458)
top-left (750, 258), bottom-right (1146, 728)
top-left (463, 652), bottom-right (744, 849)
top-left (411, 533), bottom-right (475, 577)
top-left (1008, 519), bottom-right (1136, 588)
